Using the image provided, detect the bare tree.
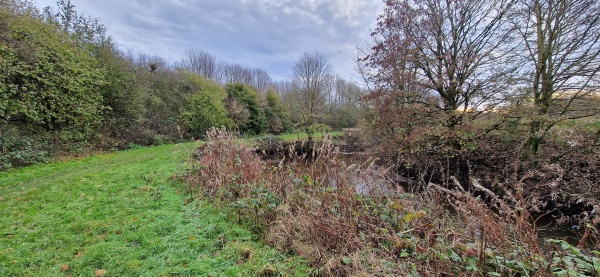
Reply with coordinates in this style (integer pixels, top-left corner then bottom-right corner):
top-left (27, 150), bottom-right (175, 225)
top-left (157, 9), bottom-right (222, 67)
top-left (334, 76), bottom-right (366, 110)
top-left (252, 68), bottom-right (273, 92)
top-left (289, 51), bottom-right (334, 140)
top-left (42, 0), bottom-right (110, 45)
top-left (511, 0), bottom-right (600, 157)
top-left (219, 62), bottom-right (254, 84)
top-left (180, 49), bottom-right (219, 80)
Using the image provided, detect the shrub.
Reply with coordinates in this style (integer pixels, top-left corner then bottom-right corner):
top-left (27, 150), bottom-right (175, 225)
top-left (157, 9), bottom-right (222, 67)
top-left (0, 4), bottom-right (105, 137)
top-left (0, 129), bottom-right (49, 170)
top-left (180, 74), bottom-right (233, 138)
top-left (225, 83), bottom-right (268, 135)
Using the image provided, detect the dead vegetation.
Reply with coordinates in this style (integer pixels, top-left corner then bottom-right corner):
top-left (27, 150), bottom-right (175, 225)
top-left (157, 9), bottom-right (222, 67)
top-left (186, 131), bottom-right (600, 276)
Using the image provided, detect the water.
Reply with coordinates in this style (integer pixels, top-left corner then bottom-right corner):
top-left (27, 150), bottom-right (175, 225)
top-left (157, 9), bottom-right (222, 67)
top-left (536, 215), bottom-right (595, 250)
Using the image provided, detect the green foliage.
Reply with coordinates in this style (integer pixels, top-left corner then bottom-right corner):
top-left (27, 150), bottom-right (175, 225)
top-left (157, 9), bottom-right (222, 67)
top-left (328, 107), bottom-right (359, 130)
top-left (0, 128), bottom-right (50, 170)
top-left (226, 83), bottom-right (268, 135)
top-left (95, 45), bottom-right (143, 140)
top-left (181, 74), bottom-right (233, 137)
top-left (0, 4), bottom-right (105, 137)
top-left (42, 0), bottom-right (110, 47)
top-left (229, 183), bottom-right (281, 232)
top-left (546, 238), bottom-right (600, 276)
top-left (298, 122), bottom-right (331, 142)
top-left (264, 89), bottom-right (290, 134)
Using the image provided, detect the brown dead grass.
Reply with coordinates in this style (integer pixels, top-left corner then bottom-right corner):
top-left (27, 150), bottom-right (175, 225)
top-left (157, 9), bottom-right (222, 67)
top-left (185, 132), bottom-right (592, 276)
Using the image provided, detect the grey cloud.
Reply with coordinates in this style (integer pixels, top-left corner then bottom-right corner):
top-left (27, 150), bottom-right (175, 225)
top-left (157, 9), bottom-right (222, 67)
top-left (34, 0), bottom-right (383, 81)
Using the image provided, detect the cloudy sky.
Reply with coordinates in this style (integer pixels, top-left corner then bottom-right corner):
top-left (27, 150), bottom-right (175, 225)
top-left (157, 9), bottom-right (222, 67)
top-left (33, 0), bottom-right (383, 81)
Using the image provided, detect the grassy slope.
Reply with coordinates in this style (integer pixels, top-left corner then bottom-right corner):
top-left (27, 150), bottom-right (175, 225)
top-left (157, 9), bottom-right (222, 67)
top-left (0, 142), bottom-right (307, 276)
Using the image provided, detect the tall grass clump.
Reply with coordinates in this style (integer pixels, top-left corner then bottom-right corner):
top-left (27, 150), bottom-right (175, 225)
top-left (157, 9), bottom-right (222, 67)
top-left (186, 130), bottom-right (600, 276)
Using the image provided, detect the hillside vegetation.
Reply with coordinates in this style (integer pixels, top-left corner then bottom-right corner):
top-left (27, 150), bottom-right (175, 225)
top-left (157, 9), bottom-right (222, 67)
top-left (0, 1), bottom-right (363, 171)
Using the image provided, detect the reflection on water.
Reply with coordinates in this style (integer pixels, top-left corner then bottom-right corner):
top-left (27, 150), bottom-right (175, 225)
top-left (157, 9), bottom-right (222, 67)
top-left (536, 215), bottom-right (595, 250)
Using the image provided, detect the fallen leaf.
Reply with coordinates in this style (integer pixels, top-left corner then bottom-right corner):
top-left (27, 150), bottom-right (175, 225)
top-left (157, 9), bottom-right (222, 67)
top-left (465, 247), bottom-right (478, 257)
top-left (189, 236), bottom-right (196, 240)
top-left (98, 234), bottom-right (106, 239)
top-left (115, 231), bottom-right (121, 234)
top-left (236, 260), bottom-right (243, 265)
top-left (183, 264), bottom-right (188, 268)
top-left (94, 269), bottom-right (107, 276)
top-left (96, 185), bottom-right (102, 188)
top-left (133, 217), bottom-right (138, 221)
top-left (201, 255), bottom-right (207, 259)
top-left (10, 225), bottom-right (16, 228)
top-left (7, 235), bottom-right (13, 238)
top-left (212, 250), bottom-right (221, 258)
top-left (61, 265), bottom-right (69, 272)
top-left (12, 260), bottom-right (17, 263)
top-left (75, 252), bottom-right (84, 258)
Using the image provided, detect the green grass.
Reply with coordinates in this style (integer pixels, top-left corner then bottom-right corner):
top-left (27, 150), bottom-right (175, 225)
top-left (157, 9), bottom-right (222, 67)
top-left (0, 142), bottom-right (307, 276)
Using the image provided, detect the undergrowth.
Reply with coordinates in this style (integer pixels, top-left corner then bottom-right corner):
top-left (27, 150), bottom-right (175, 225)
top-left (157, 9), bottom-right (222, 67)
top-left (187, 131), bottom-right (600, 276)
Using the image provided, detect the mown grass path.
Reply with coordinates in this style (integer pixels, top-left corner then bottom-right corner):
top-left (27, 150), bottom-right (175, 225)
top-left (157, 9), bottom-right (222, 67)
top-left (0, 142), bottom-right (306, 276)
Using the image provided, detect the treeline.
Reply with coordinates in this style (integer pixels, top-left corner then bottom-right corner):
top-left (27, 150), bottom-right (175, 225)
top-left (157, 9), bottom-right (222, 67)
top-left (0, 0), bottom-right (364, 170)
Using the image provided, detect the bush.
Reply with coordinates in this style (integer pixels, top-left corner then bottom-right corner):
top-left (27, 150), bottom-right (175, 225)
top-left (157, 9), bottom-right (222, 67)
top-left (264, 89), bottom-right (290, 134)
top-left (225, 83), bottom-right (268, 135)
top-left (0, 129), bottom-right (49, 170)
top-left (180, 74), bottom-right (233, 138)
top-left (0, 4), bottom-right (105, 137)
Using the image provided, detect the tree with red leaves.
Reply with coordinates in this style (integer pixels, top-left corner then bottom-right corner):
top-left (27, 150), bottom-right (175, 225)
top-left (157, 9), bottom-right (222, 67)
top-left (360, 0), bottom-right (517, 151)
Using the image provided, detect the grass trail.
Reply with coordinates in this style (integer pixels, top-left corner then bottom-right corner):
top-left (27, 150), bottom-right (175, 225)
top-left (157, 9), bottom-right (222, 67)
top-left (0, 142), bottom-right (307, 276)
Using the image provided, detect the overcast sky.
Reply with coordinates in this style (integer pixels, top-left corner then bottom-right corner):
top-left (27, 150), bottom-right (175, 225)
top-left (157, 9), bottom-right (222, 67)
top-left (33, 0), bottom-right (383, 81)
